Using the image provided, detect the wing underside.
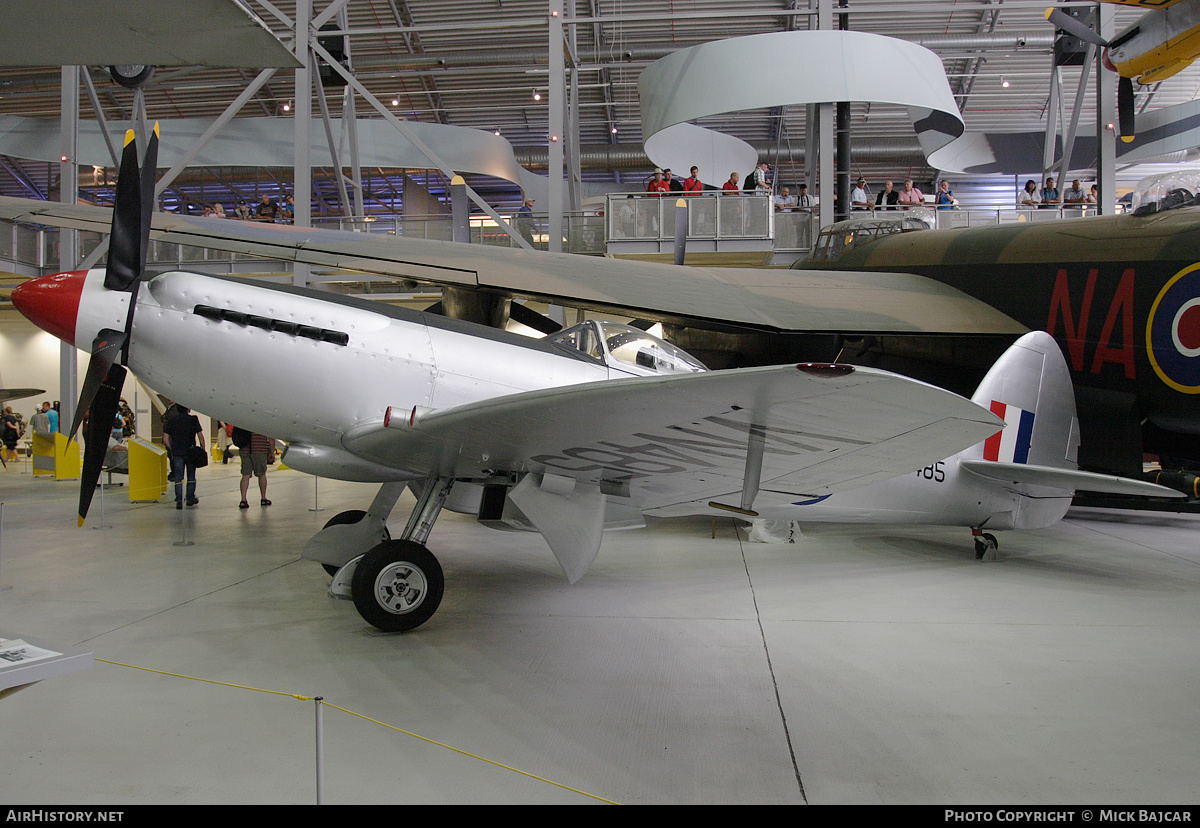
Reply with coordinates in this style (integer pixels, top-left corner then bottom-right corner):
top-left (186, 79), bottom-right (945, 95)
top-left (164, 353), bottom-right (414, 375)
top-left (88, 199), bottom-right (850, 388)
top-left (0, 197), bottom-right (1026, 336)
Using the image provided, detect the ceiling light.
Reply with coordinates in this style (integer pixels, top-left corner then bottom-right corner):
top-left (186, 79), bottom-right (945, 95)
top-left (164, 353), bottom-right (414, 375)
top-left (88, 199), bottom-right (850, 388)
top-left (392, 97), bottom-right (399, 106)
top-left (533, 91), bottom-right (541, 101)
top-left (1001, 76), bottom-right (1010, 88)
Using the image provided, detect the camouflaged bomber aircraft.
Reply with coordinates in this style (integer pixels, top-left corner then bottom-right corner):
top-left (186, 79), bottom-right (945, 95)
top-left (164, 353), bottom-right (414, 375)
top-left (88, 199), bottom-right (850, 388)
top-left (791, 177), bottom-right (1200, 481)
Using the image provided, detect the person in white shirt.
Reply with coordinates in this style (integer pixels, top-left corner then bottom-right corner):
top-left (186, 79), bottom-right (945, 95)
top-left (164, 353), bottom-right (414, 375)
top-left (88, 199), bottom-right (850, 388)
top-left (773, 187), bottom-right (797, 210)
top-left (851, 178), bottom-right (870, 210)
top-left (1063, 179), bottom-right (1088, 204)
top-left (795, 183), bottom-right (818, 208)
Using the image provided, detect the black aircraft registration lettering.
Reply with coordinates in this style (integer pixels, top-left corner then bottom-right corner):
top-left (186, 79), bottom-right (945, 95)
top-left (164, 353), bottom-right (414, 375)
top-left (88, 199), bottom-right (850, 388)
top-left (531, 413), bottom-right (866, 477)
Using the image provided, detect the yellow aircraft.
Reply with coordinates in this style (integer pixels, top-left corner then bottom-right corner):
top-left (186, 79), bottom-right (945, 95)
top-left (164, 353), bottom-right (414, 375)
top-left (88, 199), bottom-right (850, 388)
top-left (1047, 0), bottom-right (1200, 141)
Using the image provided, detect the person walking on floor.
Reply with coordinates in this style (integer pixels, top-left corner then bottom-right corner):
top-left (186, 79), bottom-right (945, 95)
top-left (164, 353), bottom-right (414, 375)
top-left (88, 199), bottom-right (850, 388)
top-left (236, 429), bottom-right (277, 509)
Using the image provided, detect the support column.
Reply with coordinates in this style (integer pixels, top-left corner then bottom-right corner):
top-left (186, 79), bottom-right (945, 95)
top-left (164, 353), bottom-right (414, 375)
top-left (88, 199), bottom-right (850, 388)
top-left (548, 0), bottom-right (565, 254)
top-left (1095, 3), bottom-right (1116, 215)
top-left (294, 0), bottom-right (313, 287)
top-left (59, 66), bottom-right (80, 433)
top-left (816, 0), bottom-right (834, 230)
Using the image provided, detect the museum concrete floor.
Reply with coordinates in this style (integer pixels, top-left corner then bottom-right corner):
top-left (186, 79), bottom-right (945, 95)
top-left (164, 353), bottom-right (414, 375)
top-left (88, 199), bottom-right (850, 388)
top-left (0, 460), bottom-right (1197, 805)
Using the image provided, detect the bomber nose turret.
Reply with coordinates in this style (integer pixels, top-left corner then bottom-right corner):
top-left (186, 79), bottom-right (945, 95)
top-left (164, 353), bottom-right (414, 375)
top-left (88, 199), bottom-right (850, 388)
top-left (11, 271), bottom-right (86, 347)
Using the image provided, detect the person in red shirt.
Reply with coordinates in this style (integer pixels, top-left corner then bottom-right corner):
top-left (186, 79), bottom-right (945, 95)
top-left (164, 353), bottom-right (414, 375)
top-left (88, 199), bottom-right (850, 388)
top-left (683, 166), bottom-right (703, 195)
top-left (722, 172), bottom-right (740, 191)
top-left (646, 168), bottom-right (670, 194)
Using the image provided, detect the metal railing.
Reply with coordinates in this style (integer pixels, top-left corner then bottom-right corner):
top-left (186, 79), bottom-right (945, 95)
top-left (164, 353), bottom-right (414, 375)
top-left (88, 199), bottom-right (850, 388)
top-left (605, 193), bottom-right (819, 253)
top-left (0, 201), bottom-right (1117, 275)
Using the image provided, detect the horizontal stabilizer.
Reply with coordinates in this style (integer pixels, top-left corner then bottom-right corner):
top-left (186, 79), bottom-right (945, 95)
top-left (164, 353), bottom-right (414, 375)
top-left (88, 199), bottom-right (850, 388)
top-left (959, 460), bottom-right (1184, 499)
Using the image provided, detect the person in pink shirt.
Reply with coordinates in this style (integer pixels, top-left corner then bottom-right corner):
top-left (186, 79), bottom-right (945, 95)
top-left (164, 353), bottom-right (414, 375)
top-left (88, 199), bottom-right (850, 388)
top-left (898, 179), bottom-right (924, 207)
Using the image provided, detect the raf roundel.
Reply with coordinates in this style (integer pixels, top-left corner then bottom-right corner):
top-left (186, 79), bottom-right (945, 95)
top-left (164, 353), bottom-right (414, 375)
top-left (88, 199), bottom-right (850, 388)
top-left (1146, 263), bottom-right (1200, 394)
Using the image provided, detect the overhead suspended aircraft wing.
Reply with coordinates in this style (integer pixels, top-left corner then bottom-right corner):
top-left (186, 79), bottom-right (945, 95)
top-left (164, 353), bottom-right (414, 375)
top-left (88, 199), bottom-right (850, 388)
top-left (0, 197), bottom-right (1025, 337)
top-left (339, 361), bottom-right (1005, 513)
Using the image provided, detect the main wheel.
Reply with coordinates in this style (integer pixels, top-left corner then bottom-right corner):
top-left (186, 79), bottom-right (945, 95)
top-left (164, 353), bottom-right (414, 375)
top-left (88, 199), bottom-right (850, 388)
top-left (320, 510), bottom-right (390, 577)
top-left (109, 65), bottom-right (154, 88)
top-left (351, 540), bottom-right (444, 632)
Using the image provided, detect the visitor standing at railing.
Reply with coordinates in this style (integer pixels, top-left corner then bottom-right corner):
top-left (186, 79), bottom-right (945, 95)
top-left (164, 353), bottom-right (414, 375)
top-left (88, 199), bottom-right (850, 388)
top-left (876, 180), bottom-right (899, 209)
top-left (516, 196), bottom-right (537, 243)
top-left (935, 180), bottom-right (958, 210)
top-left (647, 168), bottom-right (670, 194)
top-left (774, 187), bottom-right (796, 211)
top-left (1040, 177), bottom-right (1061, 208)
top-left (683, 167), bottom-right (703, 195)
top-left (664, 169), bottom-right (684, 192)
top-left (1063, 179), bottom-right (1088, 206)
top-left (851, 177), bottom-right (871, 210)
top-left (796, 183), bottom-right (817, 208)
top-left (1019, 179), bottom-right (1040, 208)
top-left (722, 172), bottom-right (740, 191)
top-left (898, 179), bottom-right (924, 208)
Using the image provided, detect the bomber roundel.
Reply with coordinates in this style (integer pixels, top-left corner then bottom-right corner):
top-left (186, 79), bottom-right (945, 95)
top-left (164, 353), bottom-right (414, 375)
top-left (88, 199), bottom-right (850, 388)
top-left (1146, 263), bottom-right (1200, 394)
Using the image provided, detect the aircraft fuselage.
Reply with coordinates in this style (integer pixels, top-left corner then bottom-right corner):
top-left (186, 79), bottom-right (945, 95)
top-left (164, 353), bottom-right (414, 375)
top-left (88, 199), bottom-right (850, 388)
top-left (72, 269), bottom-right (615, 480)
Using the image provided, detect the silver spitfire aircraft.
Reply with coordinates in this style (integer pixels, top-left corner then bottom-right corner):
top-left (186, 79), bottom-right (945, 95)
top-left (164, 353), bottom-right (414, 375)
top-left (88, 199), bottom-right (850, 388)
top-left (8, 131), bottom-right (1178, 632)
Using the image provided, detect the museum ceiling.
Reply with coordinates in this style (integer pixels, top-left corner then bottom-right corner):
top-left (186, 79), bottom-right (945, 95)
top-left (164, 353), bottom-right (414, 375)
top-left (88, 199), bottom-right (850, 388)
top-left (0, 0), bottom-right (1188, 211)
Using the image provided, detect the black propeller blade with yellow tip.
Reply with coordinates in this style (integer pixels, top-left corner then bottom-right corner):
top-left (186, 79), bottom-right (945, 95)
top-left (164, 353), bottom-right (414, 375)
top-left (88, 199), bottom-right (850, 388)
top-left (1045, 7), bottom-right (1136, 142)
top-left (71, 124), bottom-right (158, 526)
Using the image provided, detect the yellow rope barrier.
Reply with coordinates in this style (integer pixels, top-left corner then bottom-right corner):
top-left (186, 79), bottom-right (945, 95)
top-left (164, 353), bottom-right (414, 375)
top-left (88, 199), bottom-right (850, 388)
top-left (96, 658), bottom-right (619, 805)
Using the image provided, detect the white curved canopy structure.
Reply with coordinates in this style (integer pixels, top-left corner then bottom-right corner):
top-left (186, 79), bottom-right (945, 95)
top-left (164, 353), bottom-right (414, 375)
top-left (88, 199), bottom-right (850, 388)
top-left (638, 30), bottom-right (964, 175)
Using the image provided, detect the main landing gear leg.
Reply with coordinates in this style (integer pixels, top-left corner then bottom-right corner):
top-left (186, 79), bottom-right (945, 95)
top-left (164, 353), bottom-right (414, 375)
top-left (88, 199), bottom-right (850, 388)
top-left (351, 477), bottom-right (455, 633)
top-left (972, 529), bottom-right (998, 562)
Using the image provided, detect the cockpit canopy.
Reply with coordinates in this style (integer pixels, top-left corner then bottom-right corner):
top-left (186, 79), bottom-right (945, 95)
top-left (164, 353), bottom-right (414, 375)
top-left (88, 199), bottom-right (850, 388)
top-left (800, 209), bottom-right (935, 264)
top-left (1130, 171), bottom-right (1200, 216)
top-left (548, 320), bottom-right (708, 376)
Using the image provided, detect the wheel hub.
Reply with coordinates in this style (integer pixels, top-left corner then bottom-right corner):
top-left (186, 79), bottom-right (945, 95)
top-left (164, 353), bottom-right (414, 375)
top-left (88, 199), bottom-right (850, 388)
top-left (374, 561), bottom-right (427, 614)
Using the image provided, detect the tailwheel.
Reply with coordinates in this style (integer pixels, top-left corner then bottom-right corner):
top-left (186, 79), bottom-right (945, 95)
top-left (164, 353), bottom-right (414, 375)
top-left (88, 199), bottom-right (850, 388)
top-left (974, 532), bottom-right (998, 561)
top-left (351, 539), bottom-right (444, 632)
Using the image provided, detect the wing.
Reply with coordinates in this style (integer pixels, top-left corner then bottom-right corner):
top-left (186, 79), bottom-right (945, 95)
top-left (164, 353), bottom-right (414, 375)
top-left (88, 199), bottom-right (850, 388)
top-left (343, 362), bottom-right (1004, 512)
top-left (0, 197), bottom-right (1025, 336)
top-left (338, 361), bottom-right (1001, 581)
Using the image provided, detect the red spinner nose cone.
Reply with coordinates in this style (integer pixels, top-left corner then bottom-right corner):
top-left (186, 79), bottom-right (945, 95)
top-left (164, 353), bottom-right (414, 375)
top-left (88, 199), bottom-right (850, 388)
top-left (11, 271), bottom-right (85, 346)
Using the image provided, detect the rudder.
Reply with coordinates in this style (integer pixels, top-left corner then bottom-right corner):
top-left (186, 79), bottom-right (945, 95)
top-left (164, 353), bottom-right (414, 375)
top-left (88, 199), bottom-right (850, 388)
top-left (964, 331), bottom-right (1080, 470)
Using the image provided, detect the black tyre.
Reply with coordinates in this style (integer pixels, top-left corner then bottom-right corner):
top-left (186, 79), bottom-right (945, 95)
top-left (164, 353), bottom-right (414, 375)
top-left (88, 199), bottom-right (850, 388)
top-left (109, 65), bottom-right (155, 88)
top-left (351, 540), bottom-right (444, 633)
top-left (320, 510), bottom-right (389, 577)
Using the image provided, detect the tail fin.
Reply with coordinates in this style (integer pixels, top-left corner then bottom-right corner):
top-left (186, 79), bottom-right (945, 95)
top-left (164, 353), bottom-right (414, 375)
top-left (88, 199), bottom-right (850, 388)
top-left (963, 331), bottom-right (1080, 470)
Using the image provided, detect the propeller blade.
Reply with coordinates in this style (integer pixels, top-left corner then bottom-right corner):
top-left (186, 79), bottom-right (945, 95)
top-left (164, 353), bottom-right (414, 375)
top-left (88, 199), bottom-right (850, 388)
top-left (1045, 8), bottom-right (1108, 48)
top-left (509, 300), bottom-right (562, 334)
top-left (104, 131), bottom-right (143, 292)
top-left (673, 198), bottom-right (687, 266)
top-left (138, 123), bottom-right (159, 276)
top-left (66, 329), bottom-right (127, 443)
top-left (1118, 76), bottom-right (1136, 143)
top-left (76, 363), bottom-right (126, 526)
